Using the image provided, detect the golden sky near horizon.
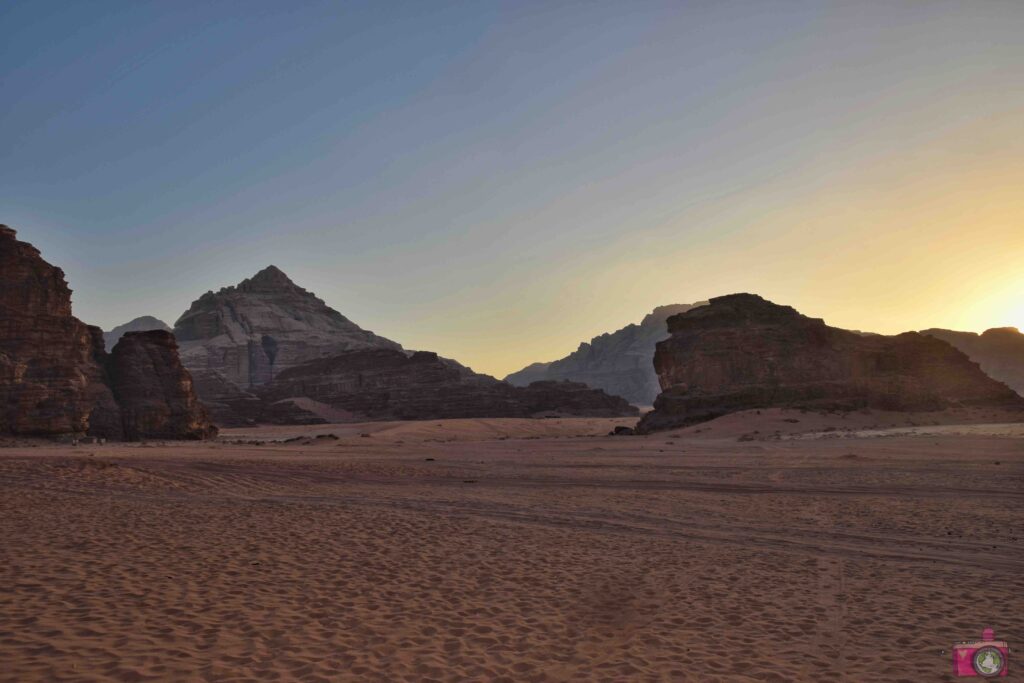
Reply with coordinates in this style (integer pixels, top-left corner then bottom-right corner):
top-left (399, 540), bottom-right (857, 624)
top-left (399, 114), bottom-right (1023, 378)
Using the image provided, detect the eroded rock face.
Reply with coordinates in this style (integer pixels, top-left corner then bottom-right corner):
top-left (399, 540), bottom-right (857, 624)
top-left (505, 304), bottom-right (702, 406)
top-left (0, 225), bottom-right (214, 440)
top-left (922, 327), bottom-right (1024, 396)
top-left (104, 316), bottom-right (171, 351)
top-left (174, 266), bottom-right (401, 389)
top-left (260, 349), bottom-right (638, 421)
top-left (0, 226), bottom-right (122, 438)
top-left (107, 331), bottom-right (218, 440)
top-left (638, 293), bottom-right (1024, 432)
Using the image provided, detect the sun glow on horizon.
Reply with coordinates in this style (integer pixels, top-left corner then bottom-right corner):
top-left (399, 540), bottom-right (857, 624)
top-left (963, 277), bottom-right (1024, 337)
top-left (1006, 300), bottom-right (1024, 334)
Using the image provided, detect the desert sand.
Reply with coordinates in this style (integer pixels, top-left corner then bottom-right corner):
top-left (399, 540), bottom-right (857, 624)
top-left (1, 413), bottom-right (1022, 682)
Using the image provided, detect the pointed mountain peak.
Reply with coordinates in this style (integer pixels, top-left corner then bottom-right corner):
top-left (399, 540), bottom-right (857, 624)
top-left (247, 265), bottom-right (295, 288)
top-left (231, 265), bottom-right (307, 296)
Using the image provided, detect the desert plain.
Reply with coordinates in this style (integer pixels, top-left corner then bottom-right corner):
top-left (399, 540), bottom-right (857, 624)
top-left (1, 410), bottom-right (1022, 682)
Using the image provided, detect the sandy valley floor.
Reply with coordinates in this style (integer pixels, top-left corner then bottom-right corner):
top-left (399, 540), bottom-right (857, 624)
top-left (1, 413), bottom-right (1022, 682)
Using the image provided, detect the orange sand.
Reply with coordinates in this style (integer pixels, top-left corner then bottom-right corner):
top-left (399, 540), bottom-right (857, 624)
top-left (1, 415), bottom-right (1021, 681)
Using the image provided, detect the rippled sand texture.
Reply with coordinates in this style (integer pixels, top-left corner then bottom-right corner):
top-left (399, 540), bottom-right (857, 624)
top-left (1, 416), bottom-right (1022, 682)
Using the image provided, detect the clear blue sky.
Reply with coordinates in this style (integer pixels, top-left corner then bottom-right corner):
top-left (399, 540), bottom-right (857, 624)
top-left (3, 1), bottom-right (1023, 376)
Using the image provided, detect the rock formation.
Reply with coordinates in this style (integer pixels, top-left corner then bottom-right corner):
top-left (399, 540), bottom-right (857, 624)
top-left (104, 316), bottom-right (171, 351)
top-left (639, 293), bottom-right (1024, 432)
top-left (174, 266), bottom-right (401, 389)
top-left (505, 304), bottom-right (703, 406)
top-left (921, 327), bottom-right (1024, 396)
top-left (0, 225), bottom-right (216, 440)
top-left (107, 330), bottom-right (217, 440)
top-left (259, 348), bottom-right (638, 421)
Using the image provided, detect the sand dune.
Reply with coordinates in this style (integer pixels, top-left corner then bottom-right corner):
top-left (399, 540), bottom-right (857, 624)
top-left (1, 416), bottom-right (1021, 681)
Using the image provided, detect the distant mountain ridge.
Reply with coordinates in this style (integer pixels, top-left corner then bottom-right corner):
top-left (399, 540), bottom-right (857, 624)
top-left (505, 303), bottom-right (705, 406)
top-left (921, 327), bottom-right (1024, 396)
top-left (103, 316), bottom-right (171, 351)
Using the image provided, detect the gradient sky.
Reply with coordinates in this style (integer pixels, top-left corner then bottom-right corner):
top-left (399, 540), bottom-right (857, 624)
top-left (3, 1), bottom-right (1023, 377)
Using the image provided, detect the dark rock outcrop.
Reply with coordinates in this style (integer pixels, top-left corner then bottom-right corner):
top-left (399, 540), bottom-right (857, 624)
top-left (922, 327), bottom-right (1024, 396)
top-left (104, 316), bottom-right (171, 351)
top-left (639, 293), bottom-right (1024, 432)
top-left (174, 266), bottom-right (401, 389)
top-left (505, 304), bottom-right (703, 406)
top-left (107, 331), bottom-right (217, 440)
top-left (0, 225), bottom-right (215, 440)
top-left (259, 348), bottom-right (638, 421)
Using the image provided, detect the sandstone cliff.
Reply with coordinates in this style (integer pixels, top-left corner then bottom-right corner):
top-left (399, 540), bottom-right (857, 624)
top-left (0, 225), bottom-right (215, 440)
top-left (922, 327), bottom-right (1024, 396)
top-left (104, 316), bottom-right (171, 351)
top-left (505, 304), bottom-right (702, 406)
top-left (639, 293), bottom-right (1024, 432)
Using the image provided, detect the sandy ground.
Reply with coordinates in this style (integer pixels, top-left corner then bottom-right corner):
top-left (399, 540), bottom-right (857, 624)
top-left (1, 414), bottom-right (1022, 682)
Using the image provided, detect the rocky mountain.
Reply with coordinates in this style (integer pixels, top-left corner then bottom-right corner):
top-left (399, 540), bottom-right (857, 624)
top-left (104, 316), bottom-right (171, 351)
top-left (0, 225), bottom-right (215, 440)
top-left (921, 327), bottom-right (1024, 396)
top-left (175, 267), bottom-right (637, 426)
top-left (639, 293), bottom-right (1024, 432)
top-left (505, 303), bottom-right (703, 406)
top-left (174, 265), bottom-right (401, 389)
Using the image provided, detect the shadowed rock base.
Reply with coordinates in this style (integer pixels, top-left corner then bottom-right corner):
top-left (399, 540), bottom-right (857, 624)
top-left (259, 349), bottom-right (639, 422)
